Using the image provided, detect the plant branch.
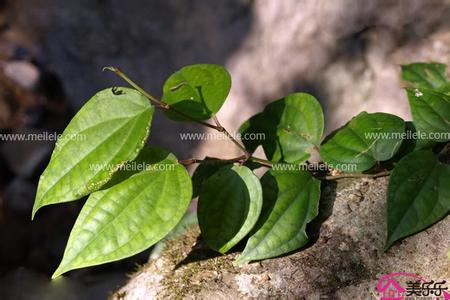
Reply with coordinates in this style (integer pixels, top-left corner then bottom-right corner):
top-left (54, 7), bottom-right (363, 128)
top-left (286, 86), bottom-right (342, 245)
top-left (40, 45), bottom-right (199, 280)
top-left (103, 67), bottom-right (163, 106)
top-left (103, 66), bottom-right (218, 130)
top-left (104, 67), bottom-right (274, 166)
top-left (249, 156), bottom-right (273, 167)
top-left (212, 115), bottom-right (249, 155)
top-left (179, 154), bottom-right (247, 166)
top-left (317, 170), bottom-right (390, 181)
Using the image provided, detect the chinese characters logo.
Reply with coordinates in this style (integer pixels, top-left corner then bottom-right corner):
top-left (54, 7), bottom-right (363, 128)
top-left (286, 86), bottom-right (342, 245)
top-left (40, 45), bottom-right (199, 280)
top-left (377, 272), bottom-right (449, 300)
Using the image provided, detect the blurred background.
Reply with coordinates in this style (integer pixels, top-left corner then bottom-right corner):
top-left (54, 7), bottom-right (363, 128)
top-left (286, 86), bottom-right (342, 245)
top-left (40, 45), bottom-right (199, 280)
top-left (0, 0), bottom-right (449, 299)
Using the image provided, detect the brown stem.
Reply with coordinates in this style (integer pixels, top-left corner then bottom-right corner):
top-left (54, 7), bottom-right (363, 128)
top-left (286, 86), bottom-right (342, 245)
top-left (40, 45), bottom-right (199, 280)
top-left (105, 67), bottom-right (274, 169)
top-left (317, 170), bottom-right (390, 181)
top-left (103, 66), bottom-right (218, 130)
top-left (212, 115), bottom-right (249, 155)
top-left (179, 154), bottom-right (247, 166)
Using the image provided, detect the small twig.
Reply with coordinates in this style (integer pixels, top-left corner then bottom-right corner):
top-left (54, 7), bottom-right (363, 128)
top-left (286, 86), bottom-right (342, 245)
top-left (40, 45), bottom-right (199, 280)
top-left (104, 67), bottom-right (277, 168)
top-left (317, 170), bottom-right (390, 181)
top-left (103, 66), bottom-right (218, 130)
top-left (103, 67), bottom-right (163, 106)
top-left (178, 155), bottom-right (247, 166)
top-left (249, 156), bottom-right (273, 167)
top-left (212, 115), bottom-right (249, 156)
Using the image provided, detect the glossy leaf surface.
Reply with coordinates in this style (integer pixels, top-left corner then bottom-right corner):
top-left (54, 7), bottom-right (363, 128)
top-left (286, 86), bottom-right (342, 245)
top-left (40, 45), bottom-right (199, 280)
top-left (320, 112), bottom-right (405, 172)
top-left (236, 168), bottom-right (320, 264)
top-left (162, 64), bottom-right (231, 121)
top-left (406, 88), bottom-right (450, 143)
top-left (239, 93), bottom-right (324, 164)
top-left (191, 160), bottom-right (231, 198)
top-left (33, 87), bottom-right (154, 218)
top-left (386, 150), bottom-right (450, 249)
top-left (401, 63), bottom-right (448, 89)
top-left (198, 165), bottom-right (262, 253)
top-left (53, 149), bottom-right (192, 278)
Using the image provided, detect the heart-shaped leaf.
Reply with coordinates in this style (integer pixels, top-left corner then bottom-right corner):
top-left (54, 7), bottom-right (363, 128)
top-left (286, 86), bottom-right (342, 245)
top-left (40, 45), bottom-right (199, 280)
top-left (52, 149), bottom-right (192, 278)
top-left (406, 88), bottom-right (450, 143)
top-left (320, 112), bottom-right (405, 172)
top-left (33, 87), bottom-right (154, 219)
top-left (198, 165), bottom-right (262, 253)
top-left (386, 150), bottom-right (450, 249)
top-left (162, 64), bottom-right (231, 121)
top-left (239, 93), bottom-right (324, 164)
top-left (401, 63), bottom-right (448, 89)
top-left (236, 168), bottom-right (320, 264)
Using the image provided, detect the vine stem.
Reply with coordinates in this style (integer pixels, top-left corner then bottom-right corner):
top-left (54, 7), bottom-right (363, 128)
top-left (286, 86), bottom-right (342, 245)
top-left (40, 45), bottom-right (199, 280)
top-left (104, 66), bottom-right (272, 166)
top-left (317, 170), bottom-right (390, 180)
top-left (249, 156), bottom-right (273, 167)
top-left (212, 115), bottom-right (249, 155)
top-left (103, 66), bottom-right (218, 130)
top-left (179, 154), bottom-right (248, 166)
top-left (102, 67), bottom-right (393, 178)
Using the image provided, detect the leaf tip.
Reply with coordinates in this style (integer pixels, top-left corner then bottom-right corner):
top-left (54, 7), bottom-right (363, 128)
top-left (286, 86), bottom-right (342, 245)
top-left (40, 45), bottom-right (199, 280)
top-left (234, 254), bottom-right (250, 266)
top-left (51, 267), bottom-right (66, 280)
top-left (384, 238), bottom-right (395, 252)
top-left (31, 202), bottom-right (40, 221)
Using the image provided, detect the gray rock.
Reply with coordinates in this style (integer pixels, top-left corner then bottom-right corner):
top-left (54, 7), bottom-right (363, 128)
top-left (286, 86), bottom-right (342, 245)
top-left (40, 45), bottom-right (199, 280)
top-left (112, 177), bottom-right (449, 299)
top-left (3, 61), bottom-right (40, 90)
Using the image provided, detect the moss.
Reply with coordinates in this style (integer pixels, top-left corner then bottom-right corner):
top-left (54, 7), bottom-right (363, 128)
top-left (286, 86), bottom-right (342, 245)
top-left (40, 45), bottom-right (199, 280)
top-left (158, 225), bottom-right (239, 298)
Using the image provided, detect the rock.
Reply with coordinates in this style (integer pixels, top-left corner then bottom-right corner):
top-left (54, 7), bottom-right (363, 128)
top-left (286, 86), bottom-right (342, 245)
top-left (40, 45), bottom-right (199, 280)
top-left (222, 0), bottom-right (450, 135)
top-left (3, 61), bottom-right (40, 90)
top-left (112, 177), bottom-right (449, 299)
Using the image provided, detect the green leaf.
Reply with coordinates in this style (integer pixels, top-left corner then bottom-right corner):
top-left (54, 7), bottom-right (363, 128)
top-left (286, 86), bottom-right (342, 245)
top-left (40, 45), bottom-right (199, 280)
top-left (238, 112), bottom-right (265, 153)
top-left (239, 93), bottom-right (324, 163)
top-left (406, 88), bottom-right (450, 143)
top-left (52, 149), bottom-right (192, 278)
top-left (401, 63), bottom-right (448, 89)
top-left (198, 165), bottom-right (262, 253)
top-left (236, 168), bottom-right (320, 264)
top-left (33, 87), bottom-right (154, 219)
top-left (101, 146), bottom-right (177, 189)
top-left (191, 159), bottom-right (232, 198)
top-left (436, 82), bottom-right (450, 94)
top-left (162, 64), bottom-right (231, 121)
top-left (386, 150), bottom-right (450, 249)
top-left (320, 112), bottom-right (405, 172)
top-left (387, 122), bottom-right (435, 165)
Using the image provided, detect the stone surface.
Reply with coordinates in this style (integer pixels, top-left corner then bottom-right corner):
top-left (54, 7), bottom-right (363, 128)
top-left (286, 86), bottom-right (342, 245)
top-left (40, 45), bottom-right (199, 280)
top-left (113, 177), bottom-right (449, 299)
top-left (3, 61), bottom-right (40, 90)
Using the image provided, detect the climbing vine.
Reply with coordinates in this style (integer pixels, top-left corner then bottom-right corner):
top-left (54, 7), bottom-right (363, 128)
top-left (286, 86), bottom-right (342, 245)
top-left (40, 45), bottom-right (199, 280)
top-left (32, 62), bottom-right (450, 278)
